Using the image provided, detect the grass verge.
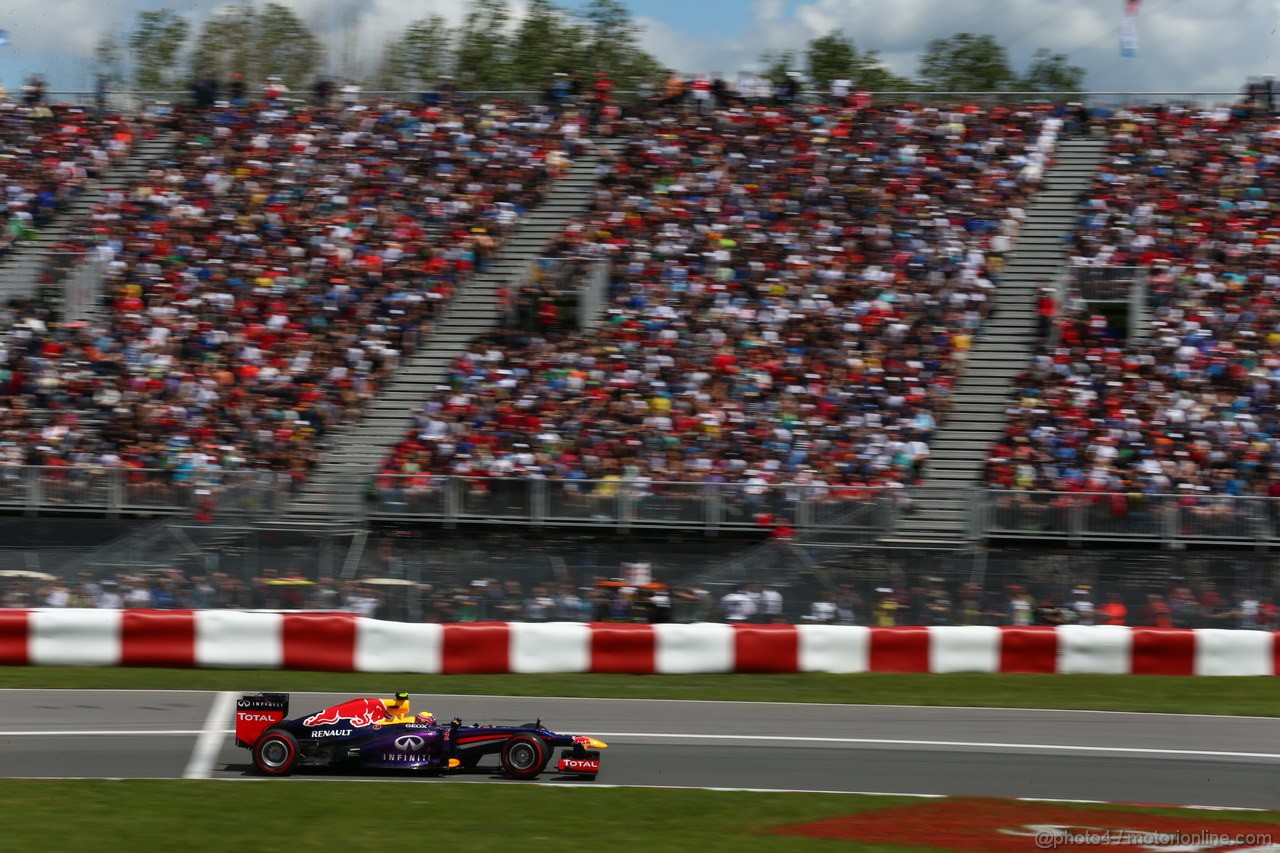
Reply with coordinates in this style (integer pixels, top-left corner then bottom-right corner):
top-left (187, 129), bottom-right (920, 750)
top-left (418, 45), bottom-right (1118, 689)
top-left (3, 782), bottom-right (1278, 852)
top-left (0, 668), bottom-right (1277, 715)
top-left (8, 782), bottom-right (911, 852)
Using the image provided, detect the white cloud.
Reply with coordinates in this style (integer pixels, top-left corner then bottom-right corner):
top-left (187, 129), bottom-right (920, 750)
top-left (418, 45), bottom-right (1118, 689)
top-left (644, 0), bottom-right (1279, 94)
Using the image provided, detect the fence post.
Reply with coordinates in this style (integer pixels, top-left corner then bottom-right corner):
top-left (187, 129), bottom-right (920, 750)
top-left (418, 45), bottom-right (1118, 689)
top-left (107, 468), bottom-right (122, 520)
top-left (1069, 496), bottom-right (1084, 546)
top-left (25, 467), bottom-right (40, 517)
top-left (882, 490), bottom-right (899, 534)
top-left (1268, 498), bottom-right (1279, 549)
top-left (706, 484), bottom-right (721, 537)
top-left (796, 496), bottom-right (812, 531)
top-left (444, 477), bottom-right (459, 530)
top-left (968, 545), bottom-right (989, 588)
top-left (1163, 497), bottom-right (1181, 549)
top-left (531, 478), bottom-right (546, 528)
top-left (618, 486), bottom-right (633, 534)
top-left (1252, 498), bottom-right (1268, 553)
top-left (967, 490), bottom-right (988, 543)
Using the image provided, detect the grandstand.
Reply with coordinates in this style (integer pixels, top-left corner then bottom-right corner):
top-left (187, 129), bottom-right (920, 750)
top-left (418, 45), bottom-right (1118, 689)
top-left (1, 80), bottom-right (1278, 627)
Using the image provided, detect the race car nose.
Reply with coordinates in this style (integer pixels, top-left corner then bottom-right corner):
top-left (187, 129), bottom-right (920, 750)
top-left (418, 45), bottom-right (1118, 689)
top-left (587, 738), bottom-right (608, 749)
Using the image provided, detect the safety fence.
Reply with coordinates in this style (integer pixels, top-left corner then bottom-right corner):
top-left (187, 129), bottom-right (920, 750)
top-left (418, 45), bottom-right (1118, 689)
top-left (0, 467), bottom-right (288, 517)
top-left (369, 475), bottom-right (896, 534)
top-left (978, 490), bottom-right (1280, 546)
top-left (0, 610), bottom-right (1276, 675)
top-left (4, 468), bottom-right (1280, 550)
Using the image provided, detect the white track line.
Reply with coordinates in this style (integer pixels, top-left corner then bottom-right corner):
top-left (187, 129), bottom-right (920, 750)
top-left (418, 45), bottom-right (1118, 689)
top-left (4, 727), bottom-right (1276, 762)
top-left (0, 690), bottom-right (1273, 721)
top-left (183, 691), bottom-right (236, 780)
top-left (587, 732), bottom-right (1280, 759)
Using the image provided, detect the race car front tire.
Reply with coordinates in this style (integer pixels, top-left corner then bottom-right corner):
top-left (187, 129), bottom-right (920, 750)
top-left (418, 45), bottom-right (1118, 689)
top-left (500, 733), bottom-right (549, 780)
top-left (253, 730), bottom-right (300, 776)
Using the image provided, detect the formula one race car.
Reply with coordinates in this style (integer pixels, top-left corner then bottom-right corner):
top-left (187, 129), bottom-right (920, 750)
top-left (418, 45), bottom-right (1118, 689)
top-left (234, 692), bottom-right (608, 779)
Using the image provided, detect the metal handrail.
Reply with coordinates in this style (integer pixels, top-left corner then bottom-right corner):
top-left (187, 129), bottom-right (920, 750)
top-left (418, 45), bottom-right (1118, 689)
top-left (368, 474), bottom-right (890, 535)
top-left (2, 467), bottom-right (1278, 548)
top-left (0, 465), bottom-right (284, 519)
top-left (980, 488), bottom-right (1277, 547)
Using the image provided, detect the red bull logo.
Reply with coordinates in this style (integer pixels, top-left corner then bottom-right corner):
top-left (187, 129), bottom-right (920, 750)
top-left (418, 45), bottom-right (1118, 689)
top-left (304, 698), bottom-right (392, 728)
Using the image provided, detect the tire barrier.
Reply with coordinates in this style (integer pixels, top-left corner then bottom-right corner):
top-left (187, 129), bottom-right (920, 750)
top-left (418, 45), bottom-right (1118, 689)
top-left (0, 610), bottom-right (1277, 675)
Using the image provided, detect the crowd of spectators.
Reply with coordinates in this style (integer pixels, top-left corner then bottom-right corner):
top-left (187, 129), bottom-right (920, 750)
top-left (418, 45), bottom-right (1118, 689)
top-left (987, 106), bottom-right (1280, 510)
top-left (0, 95), bottom-right (582, 490)
top-left (2, 568), bottom-right (1274, 630)
top-left (378, 99), bottom-right (1063, 509)
top-left (0, 99), bottom-right (135, 254)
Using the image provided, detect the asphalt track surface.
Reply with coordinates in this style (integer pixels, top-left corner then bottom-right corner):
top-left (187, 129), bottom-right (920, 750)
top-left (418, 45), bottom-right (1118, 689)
top-left (0, 690), bottom-right (1277, 809)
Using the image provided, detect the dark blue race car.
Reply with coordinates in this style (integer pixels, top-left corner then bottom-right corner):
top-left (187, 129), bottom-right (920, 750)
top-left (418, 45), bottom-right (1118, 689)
top-left (234, 692), bottom-right (607, 779)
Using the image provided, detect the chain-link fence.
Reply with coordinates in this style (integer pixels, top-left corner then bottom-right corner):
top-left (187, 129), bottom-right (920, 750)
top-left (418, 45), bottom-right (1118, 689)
top-left (3, 513), bottom-right (1280, 626)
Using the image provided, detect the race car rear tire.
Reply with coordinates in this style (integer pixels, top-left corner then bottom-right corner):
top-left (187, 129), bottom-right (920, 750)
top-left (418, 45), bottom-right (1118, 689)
top-left (253, 730), bottom-right (300, 777)
top-left (500, 733), bottom-right (549, 780)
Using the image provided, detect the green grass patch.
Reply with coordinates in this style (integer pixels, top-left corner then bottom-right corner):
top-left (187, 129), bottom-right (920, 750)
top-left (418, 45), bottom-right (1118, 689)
top-left (1, 668), bottom-right (1278, 715)
top-left (6, 781), bottom-right (921, 852)
top-left (3, 782), bottom-right (1278, 852)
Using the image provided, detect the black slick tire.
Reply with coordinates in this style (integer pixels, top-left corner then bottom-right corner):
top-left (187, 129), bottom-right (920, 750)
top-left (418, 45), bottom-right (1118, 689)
top-left (253, 730), bottom-right (300, 776)
top-left (500, 733), bottom-right (548, 780)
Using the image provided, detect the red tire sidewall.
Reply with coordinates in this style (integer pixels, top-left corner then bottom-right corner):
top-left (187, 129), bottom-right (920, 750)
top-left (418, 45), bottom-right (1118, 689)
top-left (501, 734), bottom-right (546, 780)
top-left (255, 732), bottom-right (297, 776)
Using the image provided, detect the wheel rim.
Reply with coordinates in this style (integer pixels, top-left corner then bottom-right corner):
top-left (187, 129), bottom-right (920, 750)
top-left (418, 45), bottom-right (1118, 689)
top-left (260, 740), bottom-right (290, 769)
top-left (508, 742), bottom-right (537, 771)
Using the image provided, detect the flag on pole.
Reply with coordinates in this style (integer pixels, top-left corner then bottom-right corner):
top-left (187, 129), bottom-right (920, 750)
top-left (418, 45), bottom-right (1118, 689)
top-left (1120, 0), bottom-right (1140, 58)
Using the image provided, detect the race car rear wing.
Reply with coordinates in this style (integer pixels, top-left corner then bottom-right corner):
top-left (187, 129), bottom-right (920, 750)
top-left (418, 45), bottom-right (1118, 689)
top-left (234, 693), bottom-right (290, 749)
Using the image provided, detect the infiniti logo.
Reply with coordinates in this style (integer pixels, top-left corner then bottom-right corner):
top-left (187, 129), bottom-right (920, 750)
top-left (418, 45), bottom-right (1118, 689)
top-left (394, 735), bottom-right (425, 752)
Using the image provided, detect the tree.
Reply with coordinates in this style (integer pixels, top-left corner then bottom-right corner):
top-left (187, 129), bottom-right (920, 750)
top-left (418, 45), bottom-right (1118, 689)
top-left (372, 0), bottom-right (664, 92)
top-left (128, 9), bottom-right (189, 90)
top-left (758, 49), bottom-right (798, 85)
top-left (92, 31), bottom-right (126, 86)
top-left (1019, 48), bottom-right (1085, 94)
top-left (372, 0), bottom-right (664, 93)
top-left (805, 29), bottom-right (914, 91)
top-left (256, 2), bottom-right (322, 85)
top-left (806, 30), bottom-right (856, 87)
top-left (453, 0), bottom-right (513, 90)
top-left (190, 3), bottom-right (321, 87)
top-left (380, 14), bottom-right (454, 90)
top-left (917, 33), bottom-right (1015, 92)
top-left (576, 0), bottom-right (661, 84)
top-left (510, 0), bottom-right (565, 87)
top-left (190, 6), bottom-right (258, 83)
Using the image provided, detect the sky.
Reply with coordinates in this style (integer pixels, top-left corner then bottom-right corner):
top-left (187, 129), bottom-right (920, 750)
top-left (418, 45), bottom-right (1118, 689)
top-left (1, 0), bottom-right (1276, 96)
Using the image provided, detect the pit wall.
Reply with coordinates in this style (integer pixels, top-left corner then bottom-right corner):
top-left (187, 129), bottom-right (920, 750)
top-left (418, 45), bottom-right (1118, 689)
top-left (0, 610), bottom-right (1275, 676)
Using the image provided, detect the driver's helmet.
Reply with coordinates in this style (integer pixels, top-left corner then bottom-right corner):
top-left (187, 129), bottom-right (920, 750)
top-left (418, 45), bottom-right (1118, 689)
top-left (415, 711), bottom-right (436, 726)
